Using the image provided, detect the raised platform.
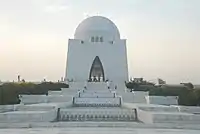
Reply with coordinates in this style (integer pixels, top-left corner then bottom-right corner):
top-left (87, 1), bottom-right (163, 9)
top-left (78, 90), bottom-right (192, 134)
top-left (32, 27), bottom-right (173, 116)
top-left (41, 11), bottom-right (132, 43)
top-left (152, 111), bottom-right (200, 124)
top-left (125, 103), bottom-right (200, 124)
top-left (5, 81), bottom-right (200, 126)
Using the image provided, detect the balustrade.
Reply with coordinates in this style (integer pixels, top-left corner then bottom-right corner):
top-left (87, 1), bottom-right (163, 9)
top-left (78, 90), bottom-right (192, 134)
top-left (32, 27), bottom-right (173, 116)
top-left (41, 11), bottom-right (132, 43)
top-left (59, 108), bottom-right (136, 121)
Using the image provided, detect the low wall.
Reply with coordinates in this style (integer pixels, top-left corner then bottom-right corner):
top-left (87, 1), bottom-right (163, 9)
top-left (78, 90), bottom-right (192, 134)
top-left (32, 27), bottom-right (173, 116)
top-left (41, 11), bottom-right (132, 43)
top-left (137, 108), bottom-right (153, 124)
top-left (133, 91), bottom-right (148, 103)
top-left (147, 96), bottom-right (178, 105)
top-left (20, 95), bottom-right (48, 104)
top-left (0, 105), bottom-right (21, 113)
top-left (73, 97), bottom-right (121, 106)
top-left (48, 91), bottom-right (62, 95)
top-left (120, 91), bottom-right (148, 103)
top-left (61, 88), bottom-right (79, 95)
top-left (68, 82), bottom-right (85, 89)
top-left (138, 105), bottom-right (179, 112)
top-left (47, 95), bottom-right (72, 103)
top-left (178, 106), bottom-right (200, 114)
top-left (20, 95), bottom-right (73, 104)
top-left (86, 82), bottom-right (107, 90)
top-left (16, 104), bottom-right (56, 111)
top-left (79, 92), bottom-right (114, 98)
top-left (0, 109), bottom-right (57, 123)
top-left (152, 112), bottom-right (200, 124)
top-left (59, 107), bottom-right (136, 121)
top-left (123, 103), bottom-right (153, 124)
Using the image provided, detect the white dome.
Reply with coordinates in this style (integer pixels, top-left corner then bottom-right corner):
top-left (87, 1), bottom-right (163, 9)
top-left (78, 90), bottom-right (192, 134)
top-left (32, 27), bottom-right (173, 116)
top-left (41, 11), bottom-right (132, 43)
top-left (74, 16), bottom-right (120, 41)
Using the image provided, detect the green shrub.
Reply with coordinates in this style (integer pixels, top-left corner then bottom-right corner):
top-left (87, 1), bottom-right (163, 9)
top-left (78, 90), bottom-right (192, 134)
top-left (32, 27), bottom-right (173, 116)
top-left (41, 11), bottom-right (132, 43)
top-left (126, 82), bottom-right (200, 106)
top-left (0, 82), bottom-right (68, 105)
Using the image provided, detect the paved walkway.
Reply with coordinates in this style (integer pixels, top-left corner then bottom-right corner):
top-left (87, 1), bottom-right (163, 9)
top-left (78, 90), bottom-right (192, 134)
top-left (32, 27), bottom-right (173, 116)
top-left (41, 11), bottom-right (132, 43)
top-left (0, 122), bottom-right (200, 130)
top-left (0, 127), bottom-right (199, 134)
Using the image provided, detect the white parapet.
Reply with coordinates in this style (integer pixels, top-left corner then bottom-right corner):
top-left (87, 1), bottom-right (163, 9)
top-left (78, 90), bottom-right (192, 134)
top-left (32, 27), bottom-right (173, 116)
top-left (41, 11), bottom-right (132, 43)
top-left (137, 108), bottom-right (153, 124)
top-left (0, 109), bottom-right (57, 123)
top-left (48, 91), bottom-right (63, 95)
top-left (61, 88), bottom-right (79, 95)
top-left (16, 103), bottom-right (57, 111)
top-left (137, 109), bottom-right (200, 124)
top-left (174, 105), bottom-right (200, 114)
top-left (147, 96), bottom-right (178, 105)
top-left (79, 92), bottom-right (114, 98)
top-left (119, 91), bottom-right (148, 104)
top-left (152, 112), bottom-right (200, 124)
top-left (47, 95), bottom-right (73, 103)
top-left (20, 95), bottom-right (48, 104)
top-left (73, 97), bottom-right (121, 106)
top-left (132, 91), bottom-right (149, 103)
top-left (0, 105), bottom-right (21, 113)
top-left (124, 103), bottom-right (200, 124)
top-left (16, 102), bottom-right (72, 111)
top-left (68, 82), bottom-right (85, 89)
top-left (138, 105), bottom-right (179, 112)
top-left (59, 107), bottom-right (136, 121)
top-left (86, 82), bottom-right (108, 90)
top-left (20, 95), bottom-right (73, 104)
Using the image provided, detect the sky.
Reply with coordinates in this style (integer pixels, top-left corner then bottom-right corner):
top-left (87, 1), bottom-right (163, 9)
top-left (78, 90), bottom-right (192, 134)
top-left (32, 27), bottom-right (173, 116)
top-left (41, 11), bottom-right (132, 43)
top-left (0, 0), bottom-right (200, 84)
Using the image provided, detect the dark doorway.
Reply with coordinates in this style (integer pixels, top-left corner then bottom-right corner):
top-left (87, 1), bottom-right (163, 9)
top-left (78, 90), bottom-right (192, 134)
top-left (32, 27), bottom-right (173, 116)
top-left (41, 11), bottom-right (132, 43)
top-left (89, 56), bottom-right (105, 82)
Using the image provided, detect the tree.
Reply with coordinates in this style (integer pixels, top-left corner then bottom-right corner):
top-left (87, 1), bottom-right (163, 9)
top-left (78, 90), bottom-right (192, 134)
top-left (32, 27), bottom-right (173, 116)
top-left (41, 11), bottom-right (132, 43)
top-left (180, 82), bottom-right (194, 89)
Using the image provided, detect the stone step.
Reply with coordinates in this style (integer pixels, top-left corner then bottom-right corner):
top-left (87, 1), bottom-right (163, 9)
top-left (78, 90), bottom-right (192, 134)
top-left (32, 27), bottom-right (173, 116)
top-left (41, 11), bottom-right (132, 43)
top-left (59, 114), bottom-right (136, 121)
top-left (73, 104), bottom-right (120, 107)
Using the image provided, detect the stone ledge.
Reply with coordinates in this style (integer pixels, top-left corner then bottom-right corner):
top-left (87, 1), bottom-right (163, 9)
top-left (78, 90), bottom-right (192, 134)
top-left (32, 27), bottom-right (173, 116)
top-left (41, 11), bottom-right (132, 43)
top-left (0, 122), bottom-right (200, 130)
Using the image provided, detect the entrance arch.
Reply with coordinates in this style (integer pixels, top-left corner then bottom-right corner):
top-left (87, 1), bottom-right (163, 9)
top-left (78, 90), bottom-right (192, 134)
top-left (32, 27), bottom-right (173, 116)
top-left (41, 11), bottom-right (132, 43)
top-left (89, 56), bottom-right (105, 82)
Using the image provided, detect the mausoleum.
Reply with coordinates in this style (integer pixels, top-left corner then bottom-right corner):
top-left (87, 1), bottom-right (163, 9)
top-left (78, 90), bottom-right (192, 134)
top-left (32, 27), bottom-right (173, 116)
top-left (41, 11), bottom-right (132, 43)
top-left (0, 16), bottom-right (200, 133)
top-left (65, 16), bottom-right (128, 84)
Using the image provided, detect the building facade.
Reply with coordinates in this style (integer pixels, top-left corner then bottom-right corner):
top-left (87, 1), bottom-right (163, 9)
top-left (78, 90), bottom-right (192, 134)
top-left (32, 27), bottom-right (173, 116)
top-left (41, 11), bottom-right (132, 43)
top-left (65, 16), bottom-right (128, 83)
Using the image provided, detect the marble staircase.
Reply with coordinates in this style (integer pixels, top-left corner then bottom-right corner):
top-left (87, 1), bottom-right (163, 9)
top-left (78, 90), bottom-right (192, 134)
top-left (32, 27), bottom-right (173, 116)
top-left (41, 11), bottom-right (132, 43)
top-left (72, 82), bottom-right (122, 107)
top-left (58, 82), bottom-right (137, 122)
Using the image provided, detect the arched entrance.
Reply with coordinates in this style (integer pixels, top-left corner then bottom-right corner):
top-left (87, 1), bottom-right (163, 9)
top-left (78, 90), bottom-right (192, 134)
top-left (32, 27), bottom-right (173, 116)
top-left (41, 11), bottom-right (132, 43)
top-left (89, 56), bottom-right (105, 82)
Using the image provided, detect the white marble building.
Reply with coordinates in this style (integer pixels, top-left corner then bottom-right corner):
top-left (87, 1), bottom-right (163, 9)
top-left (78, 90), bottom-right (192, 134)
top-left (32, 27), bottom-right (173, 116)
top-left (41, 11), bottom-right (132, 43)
top-left (0, 16), bottom-right (200, 133)
top-left (65, 16), bottom-right (128, 83)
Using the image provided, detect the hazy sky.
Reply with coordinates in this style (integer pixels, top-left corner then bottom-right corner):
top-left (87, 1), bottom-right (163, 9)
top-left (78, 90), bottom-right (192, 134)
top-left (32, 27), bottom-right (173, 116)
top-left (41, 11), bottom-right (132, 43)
top-left (0, 0), bottom-right (200, 84)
